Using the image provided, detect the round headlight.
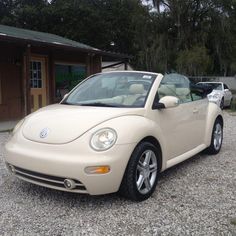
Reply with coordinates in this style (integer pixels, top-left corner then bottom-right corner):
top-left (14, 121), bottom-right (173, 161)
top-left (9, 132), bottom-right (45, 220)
top-left (90, 128), bottom-right (117, 151)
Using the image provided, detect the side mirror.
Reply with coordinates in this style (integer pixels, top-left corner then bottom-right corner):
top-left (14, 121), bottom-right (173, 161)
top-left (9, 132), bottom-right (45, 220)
top-left (153, 96), bottom-right (180, 110)
top-left (224, 89), bottom-right (229, 92)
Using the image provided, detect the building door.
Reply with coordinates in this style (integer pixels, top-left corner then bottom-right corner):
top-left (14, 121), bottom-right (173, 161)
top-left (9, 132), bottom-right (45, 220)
top-left (30, 57), bottom-right (47, 112)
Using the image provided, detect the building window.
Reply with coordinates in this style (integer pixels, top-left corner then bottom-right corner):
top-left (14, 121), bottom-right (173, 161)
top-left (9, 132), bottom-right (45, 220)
top-left (30, 61), bottom-right (42, 88)
top-left (55, 64), bottom-right (86, 100)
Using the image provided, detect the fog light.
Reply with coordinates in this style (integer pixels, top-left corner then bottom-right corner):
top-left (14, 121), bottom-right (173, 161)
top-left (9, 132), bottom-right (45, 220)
top-left (7, 164), bottom-right (16, 174)
top-left (85, 166), bottom-right (110, 174)
top-left (64, 179), bottom-right (76, 190)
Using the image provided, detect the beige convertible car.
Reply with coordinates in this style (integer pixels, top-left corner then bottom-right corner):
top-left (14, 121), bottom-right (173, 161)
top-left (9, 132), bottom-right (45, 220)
top-left (4, 72), bottom-right (223, 201)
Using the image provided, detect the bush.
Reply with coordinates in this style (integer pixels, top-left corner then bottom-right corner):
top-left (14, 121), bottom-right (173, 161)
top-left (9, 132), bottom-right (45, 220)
top-left (230, 98), bottom-right (236, 111)
top-left (176, 46), bottom-right (212, 76)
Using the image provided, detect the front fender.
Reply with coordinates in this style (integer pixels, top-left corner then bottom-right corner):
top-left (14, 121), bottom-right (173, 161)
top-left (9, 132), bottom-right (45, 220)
top-left (89, 115), bottom-right (163, 144)
top-left (87, 115), bottom-right (167, 170)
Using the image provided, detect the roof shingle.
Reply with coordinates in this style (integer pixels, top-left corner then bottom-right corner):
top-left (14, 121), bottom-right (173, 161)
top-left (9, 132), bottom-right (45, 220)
top-left (0, 24), bottom-right (100, 52)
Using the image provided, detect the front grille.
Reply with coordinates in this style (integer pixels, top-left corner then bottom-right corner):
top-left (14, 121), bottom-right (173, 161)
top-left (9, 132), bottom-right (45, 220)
top-left (12, 165), bottom-right (87, 193)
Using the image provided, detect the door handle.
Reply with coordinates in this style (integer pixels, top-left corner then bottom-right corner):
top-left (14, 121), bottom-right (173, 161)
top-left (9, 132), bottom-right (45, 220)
top-left (193, 108), bottom-right (199, 114)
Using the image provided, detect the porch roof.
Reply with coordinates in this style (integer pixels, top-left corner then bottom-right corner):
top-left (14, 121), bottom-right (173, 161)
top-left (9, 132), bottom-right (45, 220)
top-left (0, 24), bottom-right (130, 59)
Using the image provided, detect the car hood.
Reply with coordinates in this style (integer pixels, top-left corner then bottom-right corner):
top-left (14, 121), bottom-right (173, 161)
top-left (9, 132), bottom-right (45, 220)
top-left (209, 90), bottom-right (223, 96)
top-left (22, 104), bottom-right (145, 144)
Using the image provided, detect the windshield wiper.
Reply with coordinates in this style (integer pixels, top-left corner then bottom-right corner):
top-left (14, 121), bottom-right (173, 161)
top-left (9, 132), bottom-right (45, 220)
top-left (79, 102), bottom-right (119, 107)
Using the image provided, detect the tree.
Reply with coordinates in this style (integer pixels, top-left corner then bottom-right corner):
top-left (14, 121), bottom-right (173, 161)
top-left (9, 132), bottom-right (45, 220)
top-left (0, 0), bottom-right (235, 75)
top-left (176, 46), bottom-right (212, 75)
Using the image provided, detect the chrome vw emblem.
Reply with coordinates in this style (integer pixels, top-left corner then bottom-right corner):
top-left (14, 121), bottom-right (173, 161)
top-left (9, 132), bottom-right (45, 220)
top-left (40, 128), bottom-right (49, 139)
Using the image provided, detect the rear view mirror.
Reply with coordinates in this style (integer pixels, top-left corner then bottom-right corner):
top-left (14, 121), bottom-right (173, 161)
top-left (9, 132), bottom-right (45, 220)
top-left (153, 96), bottom-right (179, 110)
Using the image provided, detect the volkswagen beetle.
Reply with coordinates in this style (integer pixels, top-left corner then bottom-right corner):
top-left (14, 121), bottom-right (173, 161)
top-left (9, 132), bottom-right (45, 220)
top-left (4, 71), bottom-right (223, 201)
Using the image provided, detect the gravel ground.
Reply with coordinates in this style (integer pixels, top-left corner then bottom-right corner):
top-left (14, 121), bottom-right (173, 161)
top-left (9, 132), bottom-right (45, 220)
top-left (0, 112), bottom-right (235, 236)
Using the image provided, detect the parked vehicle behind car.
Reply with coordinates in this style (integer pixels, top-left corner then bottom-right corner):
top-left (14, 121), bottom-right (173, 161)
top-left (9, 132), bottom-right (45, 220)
top-left (197, 82), bottom-right (233, 109)
top-left (4, 72), bottom-right (223, 201)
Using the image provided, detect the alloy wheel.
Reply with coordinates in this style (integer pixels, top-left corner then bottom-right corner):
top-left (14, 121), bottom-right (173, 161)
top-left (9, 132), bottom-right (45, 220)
top-left (136, 150), bottom-right (158, 195)
top-left (213, 123), bottom-right (222, 151)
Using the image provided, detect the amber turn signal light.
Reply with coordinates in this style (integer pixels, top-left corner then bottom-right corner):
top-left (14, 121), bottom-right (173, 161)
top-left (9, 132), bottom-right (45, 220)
top-left (85, 166), bottom-right (110, 174)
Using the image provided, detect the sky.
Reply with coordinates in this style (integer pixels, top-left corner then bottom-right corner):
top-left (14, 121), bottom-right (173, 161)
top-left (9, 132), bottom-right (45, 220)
top-left (142, 0), bottom-right (165, 12)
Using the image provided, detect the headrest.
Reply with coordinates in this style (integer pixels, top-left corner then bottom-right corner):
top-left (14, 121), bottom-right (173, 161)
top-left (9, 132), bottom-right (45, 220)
top-left (129, 84), bottom-right (145, 94)
top-left (176, 88), bottom-right (190, 96)
top-left (158, 84), bottom-right (176, 96)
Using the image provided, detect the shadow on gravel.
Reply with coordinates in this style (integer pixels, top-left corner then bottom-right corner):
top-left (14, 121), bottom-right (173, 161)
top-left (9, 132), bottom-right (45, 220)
top-left (159, 152), bottom-right (209, 179)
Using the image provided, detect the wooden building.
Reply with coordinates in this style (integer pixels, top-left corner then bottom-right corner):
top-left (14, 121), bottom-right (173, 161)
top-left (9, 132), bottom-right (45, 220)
top-left (0, 24), bottom-right (129, 121)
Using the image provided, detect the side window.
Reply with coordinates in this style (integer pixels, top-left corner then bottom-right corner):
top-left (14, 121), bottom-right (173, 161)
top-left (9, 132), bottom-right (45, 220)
top-left (224, 84), bottom-right (229, 90)
top-left (191, 86), bottom-right (205, 101)
top-left (157, 73), bottom-right (192, 104)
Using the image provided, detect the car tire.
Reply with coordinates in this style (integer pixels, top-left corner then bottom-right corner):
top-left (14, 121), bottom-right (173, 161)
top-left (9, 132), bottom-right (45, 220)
top-left (220, 98), bottom-right (224, 110)
top-left (119, 142), bottom-right (161, 201)
top-left (205, 119), bottom-right (223, 155)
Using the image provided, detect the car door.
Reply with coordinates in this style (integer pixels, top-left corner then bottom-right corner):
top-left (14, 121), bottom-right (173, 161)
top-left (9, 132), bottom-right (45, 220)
top-left (190, 86), bottom-right (208, 145)
top-left (152, 74), bottom-right (206, 160)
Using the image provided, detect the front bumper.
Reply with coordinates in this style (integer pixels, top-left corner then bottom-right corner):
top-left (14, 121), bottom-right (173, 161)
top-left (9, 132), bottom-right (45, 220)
top-left (4, 132), bottom-right (136, 195)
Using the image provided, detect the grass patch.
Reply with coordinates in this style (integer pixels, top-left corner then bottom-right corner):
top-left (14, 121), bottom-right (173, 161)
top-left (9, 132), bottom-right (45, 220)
top-left (230, 96), bottom-right (236, 112)
top-left (231, 90), bottom-right (236, 95)
top-left (230, 218), bottom-right (236, 226)
top-left (217, 189), bottom-right (223, 194)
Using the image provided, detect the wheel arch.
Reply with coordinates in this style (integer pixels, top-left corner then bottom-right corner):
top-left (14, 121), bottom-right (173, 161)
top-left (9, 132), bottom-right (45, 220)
top-left (216, 114), bottom-right (224, 127)
top-left (204, 103), bottom-right (224, 146)
top-left (118, 136), bottom-right (163, 200)
top-left (204, 114), bottom-right (224, 155)
top-left (220, 96), bottom-right (225, 109)
top-left (136, 136), bottom-right (163, 171)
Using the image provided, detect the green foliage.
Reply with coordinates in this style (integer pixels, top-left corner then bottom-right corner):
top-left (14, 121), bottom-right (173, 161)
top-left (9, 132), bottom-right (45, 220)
top-left (176, 46), bottom-right (212, 76)
top-left (230, 97), bottom-right (236, 111)
top-left (0, 0), bottom-right (236, 75)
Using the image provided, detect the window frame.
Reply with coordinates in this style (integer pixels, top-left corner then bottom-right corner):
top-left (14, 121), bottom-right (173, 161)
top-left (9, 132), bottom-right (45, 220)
top-left (155, 74), bottom-right (206, 106)
top-left (62, 72), bottom-right (157, 108)
top-left (223, 84), bottom-right (229, 90)
top-left (30, 61), bottom-right (43, 89)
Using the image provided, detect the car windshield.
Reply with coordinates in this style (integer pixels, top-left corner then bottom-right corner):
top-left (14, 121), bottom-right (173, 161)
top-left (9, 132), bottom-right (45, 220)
top-left (63, 72), bottom-right (157, 108)
top-left (198, 83), bottom-right (223, 91)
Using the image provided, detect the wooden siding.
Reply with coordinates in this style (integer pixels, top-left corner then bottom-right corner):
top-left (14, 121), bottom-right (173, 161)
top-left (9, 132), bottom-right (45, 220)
top-left (0, 44), bottom-right (23, 121)
top-left (0, 42), bottom-right (102, 121)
